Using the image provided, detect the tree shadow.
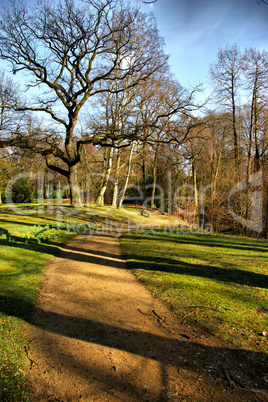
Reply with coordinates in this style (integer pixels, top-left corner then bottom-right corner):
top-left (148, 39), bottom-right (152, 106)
top-left (28, 307), bottom-right (267, 368)
top-left (59, 246), bottom-right (126, 268)
top-left (0, 233), bottom-right (124, 269)
top-left (132, 232), bottom-right (268, 253)
top-left (1, 297), bottom-right (267, 400)
top-left (125, 254), bottom-right (268, 289)
top-left (63, 244), bottom-right (124, 260)
top-left (0, 218), bottom-right (37, 226)
top-left (0, 295), bottom-right (35, 321)
top-left (0, 236), bottom-right (62, 256)
top-left (2, 227), bottom-right (267, 288)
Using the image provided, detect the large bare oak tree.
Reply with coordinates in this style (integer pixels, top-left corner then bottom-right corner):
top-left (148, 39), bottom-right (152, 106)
top-left (0, 0), bottom-right (168, 207)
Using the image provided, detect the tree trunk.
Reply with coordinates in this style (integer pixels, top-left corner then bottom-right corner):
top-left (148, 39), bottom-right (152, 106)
top-left (68, 164), bottom-right (83, 208)
top-left (245, 88), bottom-right (255, 222)
top-left (254, 125), bottom-right (261, 172)
top-left (264, 186), bottom-right (268, 239)
top-left (112, 148), bottom-right (121, 208)
top-left (211, 148), bottom-right (222, 204)
top-left (150, 144), bottom-right (159, 209)
top-left (231, 76), bottom-right (239, 165)
top-left (118, 142), bottom-right (134, 209)
top-left (45, 183), bottom-right (51, 199)
top-left (95, 147), bottom-right (114, 207)
top-left (192, 160), bottom-right (198, 208)
top-left (142, 142), bottom-right (148, 199)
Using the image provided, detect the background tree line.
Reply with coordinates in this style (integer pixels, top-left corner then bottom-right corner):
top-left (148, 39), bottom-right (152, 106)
top-left (0, 0), bottom-right (267, 237)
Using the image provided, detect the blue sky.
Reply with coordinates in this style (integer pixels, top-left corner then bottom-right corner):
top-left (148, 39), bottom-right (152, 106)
top-left (140, 0), bottom-right (268, 92)
top-left (0, 0), bottom-right (267, 100)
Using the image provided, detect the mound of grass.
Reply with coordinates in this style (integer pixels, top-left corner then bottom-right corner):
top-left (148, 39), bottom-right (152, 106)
top-left (121, 229), bottom-right (268, 364)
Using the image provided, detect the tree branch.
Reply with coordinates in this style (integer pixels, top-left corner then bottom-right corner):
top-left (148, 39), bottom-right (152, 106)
top-left (44, 156), bottom-right (69, 178)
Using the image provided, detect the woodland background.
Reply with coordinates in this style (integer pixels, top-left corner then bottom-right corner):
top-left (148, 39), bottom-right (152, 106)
top-left (0, 0), bottom-right (267, 237)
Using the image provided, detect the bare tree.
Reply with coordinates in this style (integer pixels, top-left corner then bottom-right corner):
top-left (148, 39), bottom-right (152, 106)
top-left (92, 69), bottom-right (138, 206)
top-left (244, 48), bottom-right (268, 172)
top-left (88, 67), bottom-right (198, 208)
top-left (210, 44), bottom-right (243, 168)
top-left (241, 49), bottom-right (268, 233)
top-left (0, 0), bottom-right (168, 207)
top-left (0, 72), bottom-right (25, 148)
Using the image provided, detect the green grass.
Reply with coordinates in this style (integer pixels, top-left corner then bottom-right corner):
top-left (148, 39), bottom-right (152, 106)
top-left (120, 228), bottom-right (268, 365)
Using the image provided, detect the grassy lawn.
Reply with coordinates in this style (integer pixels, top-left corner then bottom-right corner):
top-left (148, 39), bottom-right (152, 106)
top-left (120, 227), bottom-right (268, 366)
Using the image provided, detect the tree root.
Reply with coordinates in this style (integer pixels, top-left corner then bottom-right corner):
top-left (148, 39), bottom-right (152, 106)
top-left (24, 339), bottom-right (38, 369)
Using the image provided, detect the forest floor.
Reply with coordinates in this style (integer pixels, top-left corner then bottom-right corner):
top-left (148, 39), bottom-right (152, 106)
top-left (26, 220), bottom-right (268, 401)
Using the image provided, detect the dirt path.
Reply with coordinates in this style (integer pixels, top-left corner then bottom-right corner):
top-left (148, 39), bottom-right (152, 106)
top-left (26, 229), bottom-right (267, 401)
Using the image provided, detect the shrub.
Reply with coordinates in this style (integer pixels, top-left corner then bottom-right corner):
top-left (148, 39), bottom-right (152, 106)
top-left (10, 178), bottom-right (35, 203)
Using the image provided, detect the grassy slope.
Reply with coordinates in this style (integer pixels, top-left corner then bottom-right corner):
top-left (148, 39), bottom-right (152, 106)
top-left (120, 228), bottom-right (268, 366)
